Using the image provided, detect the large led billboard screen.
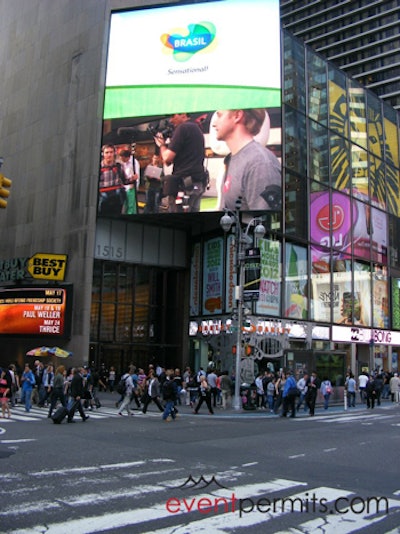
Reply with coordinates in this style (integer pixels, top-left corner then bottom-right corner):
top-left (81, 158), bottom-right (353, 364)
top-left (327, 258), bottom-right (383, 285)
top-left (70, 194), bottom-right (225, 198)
top-left (100, 0), bottom-right (281, 216)
top-left (0, 286), bottom-right (73, 338)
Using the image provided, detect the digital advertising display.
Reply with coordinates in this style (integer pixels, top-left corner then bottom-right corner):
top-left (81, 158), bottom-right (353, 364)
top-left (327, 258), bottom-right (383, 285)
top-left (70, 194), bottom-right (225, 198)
top-left (310, 190), bottom-right (388, 267)
top-left (0, 286), bottom-right (73, 337)
top-left (100, 0), bottom-right (282, 216)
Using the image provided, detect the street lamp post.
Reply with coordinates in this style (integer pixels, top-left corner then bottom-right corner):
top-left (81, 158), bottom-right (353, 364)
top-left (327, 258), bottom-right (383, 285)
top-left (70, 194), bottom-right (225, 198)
top-left (220, 206), bottom-right (266, 410)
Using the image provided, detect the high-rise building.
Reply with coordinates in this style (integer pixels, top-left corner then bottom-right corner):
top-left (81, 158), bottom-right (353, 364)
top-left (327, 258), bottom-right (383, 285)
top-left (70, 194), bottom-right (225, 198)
top-left (280, 0), bottom-right (400, 110)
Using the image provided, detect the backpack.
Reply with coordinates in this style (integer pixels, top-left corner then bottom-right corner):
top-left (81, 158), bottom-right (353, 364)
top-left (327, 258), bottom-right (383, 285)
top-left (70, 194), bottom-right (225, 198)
top-left (116, 375), bottom-right (128, 395)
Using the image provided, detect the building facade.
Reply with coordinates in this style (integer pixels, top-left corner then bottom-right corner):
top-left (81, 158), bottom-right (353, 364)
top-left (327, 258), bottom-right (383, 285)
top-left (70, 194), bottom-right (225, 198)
top-left (281, 0), bottom-right (400, 110)
top-left (0, 0), bottom-right (399, 389)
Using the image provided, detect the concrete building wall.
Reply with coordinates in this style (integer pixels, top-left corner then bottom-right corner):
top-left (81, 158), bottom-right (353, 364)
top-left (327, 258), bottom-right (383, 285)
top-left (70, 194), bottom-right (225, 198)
top-left (0, 0), bottom-right (110, 358)
top-left (0, 0), bottom-right (179, 363)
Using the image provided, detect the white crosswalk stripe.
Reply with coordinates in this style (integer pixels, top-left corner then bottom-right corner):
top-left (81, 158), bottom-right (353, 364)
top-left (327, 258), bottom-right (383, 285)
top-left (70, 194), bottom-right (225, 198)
top-left (292, 411), bottom-right (394, 424)
top-left (2, 459), bottom-right (400, 533)
top-left (3, 405), bottom-right (158, 423)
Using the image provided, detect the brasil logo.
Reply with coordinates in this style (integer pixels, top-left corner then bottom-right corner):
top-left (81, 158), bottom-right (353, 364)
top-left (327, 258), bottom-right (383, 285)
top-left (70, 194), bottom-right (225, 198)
top-left (161, 22), bottom-right (216, 62)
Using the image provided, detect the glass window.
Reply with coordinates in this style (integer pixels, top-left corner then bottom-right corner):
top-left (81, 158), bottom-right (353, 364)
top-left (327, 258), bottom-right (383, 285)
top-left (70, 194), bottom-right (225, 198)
top-left (383, 102), bottom-right (399, 169)
top-left (116, 304), bottom-right (133, 342)
top-left (369, 153), bottom-right (386, 210)
top-left (348, 80), bottom-right (367, 149)
top-left (328, 66), bottom-right (348, 138)
top-left (118, 265), bottom-right (134, 303)
top-left (332, 256), bottom-right (353, 325)
top-left (330, 191), bottom-right (354, 258)
top-left (370, 207), bottom-right (388, 264)
top-left (354, 261), bottom-right (372, 327)
top-left (352, 198), bottom-right (371, 261)
top-left (133, 305), bottom-right (149, 341)
top-left (285, 171), bottom-right (307, 238)
top-left (307, 48), bottom-right (327, 125)
top-left (311, 247), bottom-right (331, 322)
top-left (315, 352), bottom-right (346, 386)
top-left (310, 187), bottom-right (330, 248)
top-left (102, 263), bottom-right (117, 303)
top-left (385, 162), bottom-right (400, 217)
top-left (92, 262), bottom-right (102, 302)
top-left (372, 266), bottom-right (389, 329)
top-left (255, 238), bottom-right (281, 317)
top-left (309, 120), bottom-right (329, 186)
top-left (284, 243), bottom-right (308, 319)
top-left (98, 263), bottom-right (118, 341)
top-left (100, 303), bottom-right (116, 341)
top-left (136, 267), bottom-right (150, 306)
top-left (330, 134), bottom-right (350, 191)
top-left (91, 261), bottom-right (103, 339)
top-left (351, 145), bottom-right (369, 197)
top-left (90, 301), bottom-right (100, 339)
top-left (311, 245), bottom-right (330, 274)
top-left (283, 31), bottom-right (306, 113)
top-left (367, 93), bottom-right (384, 160)
top-left (311, 189), bottom-right (353, 257)
top-left (284, 106), bottom-right (307, 176)
top-left (389, 215), bottom-right (400, 269)
top-left (391, 278), bottom-right (400, 330)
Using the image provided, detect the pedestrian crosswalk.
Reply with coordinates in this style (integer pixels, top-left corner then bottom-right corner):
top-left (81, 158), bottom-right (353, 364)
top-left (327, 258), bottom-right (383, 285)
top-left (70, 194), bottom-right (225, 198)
top-left (292, 409), bottom-right (395, 424)
top-left (2, 403), bottom-right (398, 425)
top-left (0, 404), bottom-right (162, 423)
top-left (2, 459), bottom-right (400, 533)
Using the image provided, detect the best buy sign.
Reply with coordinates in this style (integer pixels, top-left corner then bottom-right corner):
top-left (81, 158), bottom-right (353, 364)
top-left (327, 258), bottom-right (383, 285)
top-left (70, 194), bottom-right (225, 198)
top-left (26, 253), bottom-right (68, 281)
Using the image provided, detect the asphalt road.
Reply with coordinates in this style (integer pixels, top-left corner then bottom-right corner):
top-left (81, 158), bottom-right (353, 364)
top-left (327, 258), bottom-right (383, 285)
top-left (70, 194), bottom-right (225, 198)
top-left (1, 399), bottom-right (400, 533)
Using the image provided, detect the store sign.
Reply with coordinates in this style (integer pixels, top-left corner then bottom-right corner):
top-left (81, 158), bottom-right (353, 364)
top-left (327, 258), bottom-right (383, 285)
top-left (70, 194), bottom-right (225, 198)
top-left (202, 237), bottom-right (223, 315)
top-left (26, 253), bottom-right (67, 281)
top-left (312, 325), bottom-right (330, 340)
top-left (189, 243), bottom-right (201, 316)
top-left (0, 253), bottom-right (68, 282)
top-left (332, 325), bottom-right (400, 345)
top-left (244, 248), bottom-right (260, 301)
top-left (256, 238), bottom-right (281, 316)
top-left (0, 257), bottom-right (28, 282)
top-left (225, 234), bottom-right (237, 313)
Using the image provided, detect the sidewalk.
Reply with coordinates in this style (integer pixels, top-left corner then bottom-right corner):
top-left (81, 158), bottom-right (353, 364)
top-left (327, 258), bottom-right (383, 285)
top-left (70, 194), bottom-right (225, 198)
top-left (95, 391), bottom-right (396, 419)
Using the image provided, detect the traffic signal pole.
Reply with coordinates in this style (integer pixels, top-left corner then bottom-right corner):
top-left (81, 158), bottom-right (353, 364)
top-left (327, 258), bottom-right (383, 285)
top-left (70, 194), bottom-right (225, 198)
top-left (0, 157), bottom-right (12, 208)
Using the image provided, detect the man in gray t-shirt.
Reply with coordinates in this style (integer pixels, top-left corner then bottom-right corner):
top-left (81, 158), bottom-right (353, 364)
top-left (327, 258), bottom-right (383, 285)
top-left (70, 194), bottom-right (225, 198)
top-left (212, 109), bottom-right (281, 211)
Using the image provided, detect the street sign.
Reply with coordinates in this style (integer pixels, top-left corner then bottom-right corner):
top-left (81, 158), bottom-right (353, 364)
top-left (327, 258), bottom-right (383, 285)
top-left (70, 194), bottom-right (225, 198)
top-left (244, 247), bottom-right (260, 301)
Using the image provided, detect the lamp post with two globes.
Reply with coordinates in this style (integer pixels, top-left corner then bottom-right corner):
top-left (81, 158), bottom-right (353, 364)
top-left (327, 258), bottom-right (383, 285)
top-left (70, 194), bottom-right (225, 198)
top-left (220, 203), bottom-right (266, 410)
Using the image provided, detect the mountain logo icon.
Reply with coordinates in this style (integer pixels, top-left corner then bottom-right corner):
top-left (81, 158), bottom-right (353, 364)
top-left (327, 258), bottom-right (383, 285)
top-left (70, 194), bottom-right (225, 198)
top-left (175, 475), bottom-right (228, 490)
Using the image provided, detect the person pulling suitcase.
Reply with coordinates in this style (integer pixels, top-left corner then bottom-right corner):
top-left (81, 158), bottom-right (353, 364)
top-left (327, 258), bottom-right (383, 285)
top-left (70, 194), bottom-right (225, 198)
top-left (67, 367), bottom-right (89, 423)
top-left (52, 404), bottom-right (69, 424)
top-left (48, 365), bottom-right (67, 419)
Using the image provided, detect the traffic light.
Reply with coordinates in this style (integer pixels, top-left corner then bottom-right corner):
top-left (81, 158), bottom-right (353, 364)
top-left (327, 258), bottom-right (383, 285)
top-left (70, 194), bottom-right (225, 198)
top-left (0, 173), bottom-right (12, 208)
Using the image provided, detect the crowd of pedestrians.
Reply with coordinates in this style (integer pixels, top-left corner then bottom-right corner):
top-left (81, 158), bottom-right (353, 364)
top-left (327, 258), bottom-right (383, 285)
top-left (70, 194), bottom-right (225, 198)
top-left (0, 361), bottom-right (103, 421)
top-left (112, 364), bottom-right (233, 421)
top-left (1, 361), bottom-right (400, 421)
top-left (249, 368), bottom-right (400, 418)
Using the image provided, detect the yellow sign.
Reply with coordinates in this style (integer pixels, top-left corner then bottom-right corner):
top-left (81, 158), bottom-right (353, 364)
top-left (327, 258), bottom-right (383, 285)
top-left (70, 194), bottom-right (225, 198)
top-left (27, 253), bottom-right (68, 281)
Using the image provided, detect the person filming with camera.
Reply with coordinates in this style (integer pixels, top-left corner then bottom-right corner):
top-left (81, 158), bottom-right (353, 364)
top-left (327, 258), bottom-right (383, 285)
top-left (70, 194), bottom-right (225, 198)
top-left (153, 113), bottom-right (206, 213)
